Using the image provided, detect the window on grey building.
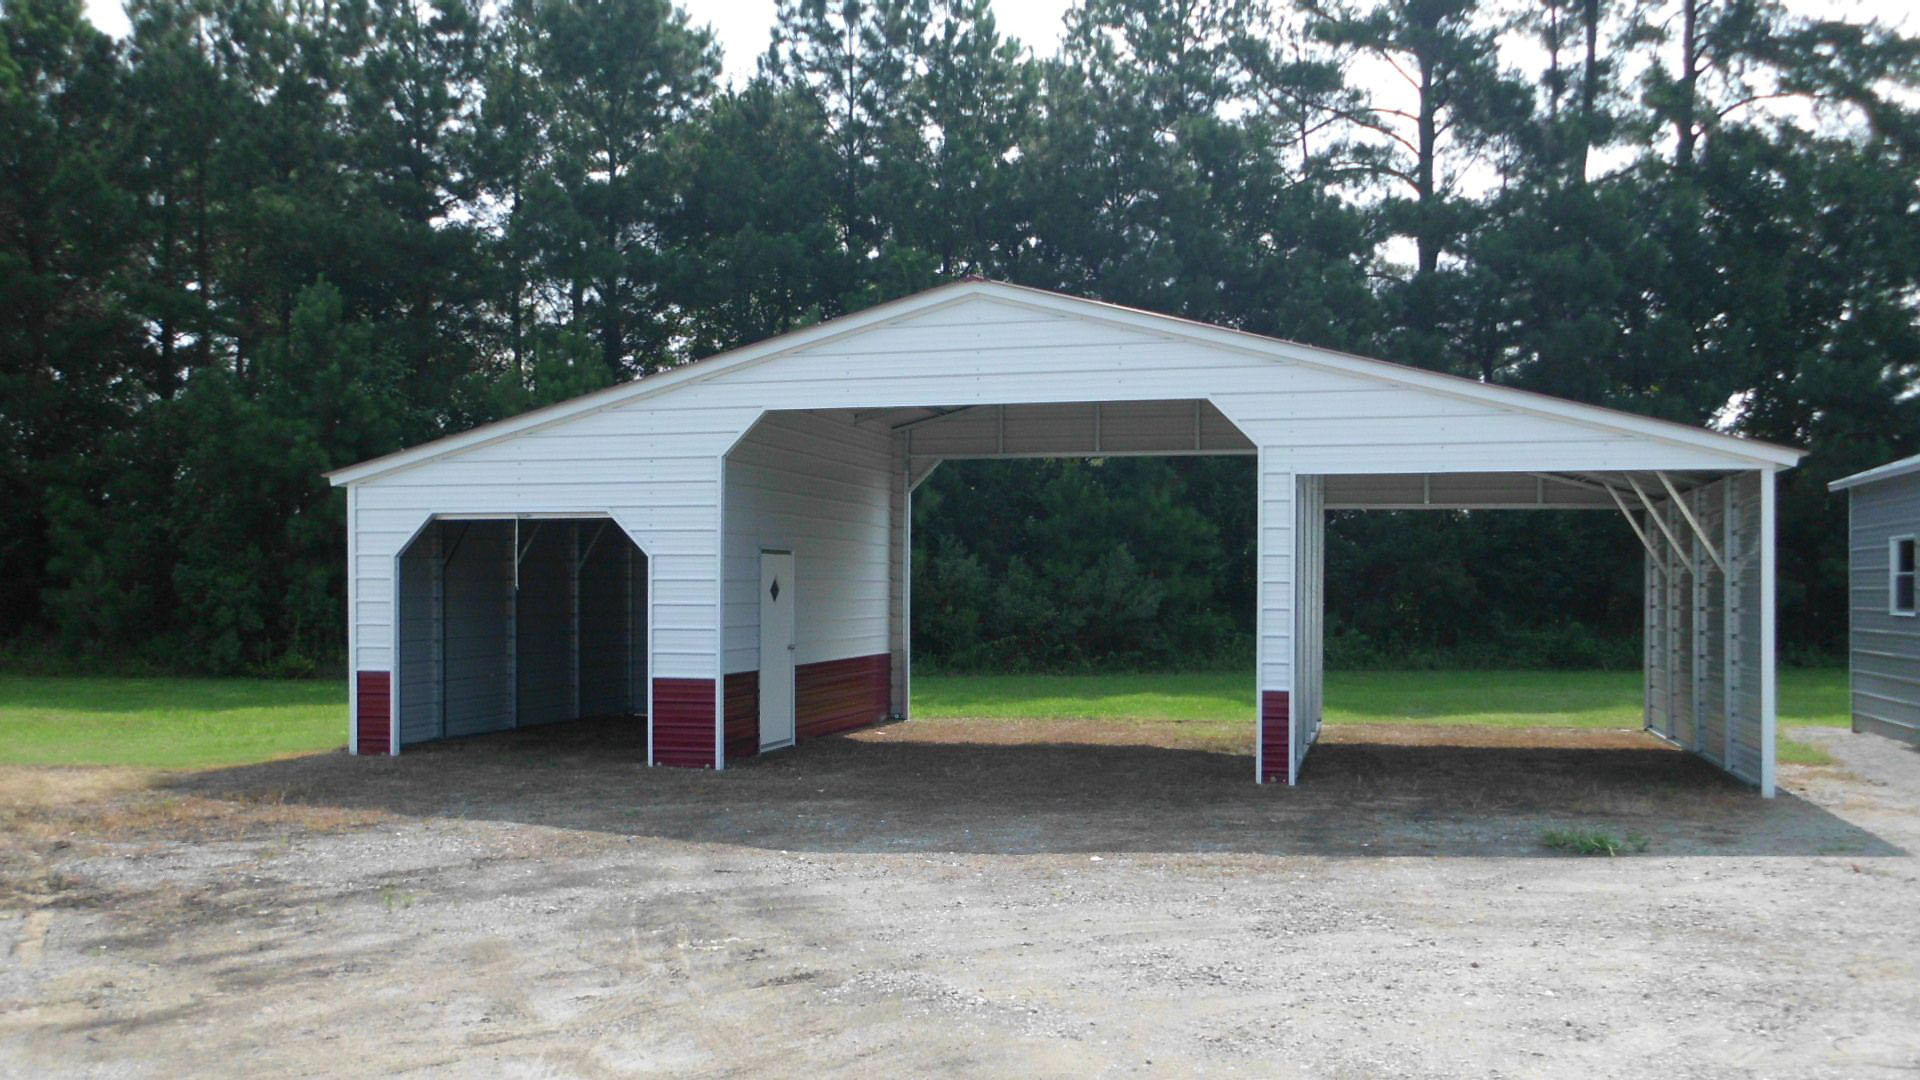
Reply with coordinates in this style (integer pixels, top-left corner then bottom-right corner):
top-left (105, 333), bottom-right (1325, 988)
top-left (1894, 536), bottom-right (1917, 616)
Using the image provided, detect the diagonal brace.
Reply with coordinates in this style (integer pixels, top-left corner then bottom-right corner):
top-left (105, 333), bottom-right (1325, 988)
top-left (577, 520), bottom-right (611, 570)
top-left (1626, 475), bottom-right (1693, 567)
top-left (1656, 472), bottom-right (1728, 574)
top-left (1605, 483), bottom-right (1668, 572)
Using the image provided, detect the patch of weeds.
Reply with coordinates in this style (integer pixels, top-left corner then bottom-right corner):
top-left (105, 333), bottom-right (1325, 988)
top-left (1777, 738), bottom-right (1834, 766)
top-left (379, 885), bottom-right (416, 912)
top-left (1541, 827), bottom-right (1650, 856)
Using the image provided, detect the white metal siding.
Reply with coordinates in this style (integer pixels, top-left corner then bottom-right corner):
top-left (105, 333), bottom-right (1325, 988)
top-left (342, 286), bottom-right (1792, 784)
top-left (1293, 475), bottom-right (1326, 779)
top-left (722, 411), bottom-right (895, 675)
top-left (347, 399), bottom-right (760, 684)
top-left (1259, 455), bottom-right (1295, 782)
top-left (395, 525), bottom-right (441, 746)
top-left (1643, 472), bottom-right (1773, 792)
top-left (350, 292), bottom-right (1780, 684)
top-left (696, 296), bottom-right (1769, 475)
top-left (890, 439), bottom-right (911, 716)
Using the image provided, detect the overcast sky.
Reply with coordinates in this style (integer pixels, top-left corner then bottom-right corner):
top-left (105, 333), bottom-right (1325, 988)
top-left (80, 0), bottom-right (1915, 86)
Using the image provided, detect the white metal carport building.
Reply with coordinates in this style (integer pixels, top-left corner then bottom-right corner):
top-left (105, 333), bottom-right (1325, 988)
top-left (327, 280), bottom-right (1804, 793)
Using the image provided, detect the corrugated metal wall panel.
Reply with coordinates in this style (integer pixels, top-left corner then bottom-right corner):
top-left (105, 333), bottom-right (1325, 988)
top-left (1695, 483), bottom-right (1728, 764)
top-left (442, 522), bottom-right (514, 738)
top-left (1292, 475), bottom-right (1325, 781)
top-left (906, 400), bottom-right (1254, 459)
top-left (795, 654), bottom-right (892, 738)
top-left (723, 411), bottom-right (894, 677)
top-left (1668, 496), bottom-right (1697, 749)
top-left (346, 395), bottom-right (755, 684)
top-left (889, 441), bottom-right (910, 717)
top-left (346, 290), bottom-right (1791, 776)
top-left (355, 671), bottom-right (391, 755)
top-left (1729, 472), bottom-right (1767, 784)
top-left (578, 524), bottom-right (637, 718)
top-left (723, 670), bottom-right (758, 759)
top-left (653, 677), bottom-right (716, 768)
top-left (1259, 692), bottom-right (1290, 783)
top-left (1642, 473), bottom-right (1770, 788)
top-left (395, 525), bottom-right (441, 747)
top-left (1847, 479), bottom-right (1920, 741)
top-left (515, 522), bottom-right (575, 727)
top-left (1256, 454), bottom-right (1294, 782)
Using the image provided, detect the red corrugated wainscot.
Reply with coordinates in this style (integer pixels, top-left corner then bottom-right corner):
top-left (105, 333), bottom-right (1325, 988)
top-left (1260, 690), bottom-right (1290, 783)
top-left (653, 677), bottom-right (717, 768)
top-left (723, 671), bottom-right (759, 761)
top-left (795, 654), bottom-right (891, 738)
top-left (355, 671), bottom-right (391, 755)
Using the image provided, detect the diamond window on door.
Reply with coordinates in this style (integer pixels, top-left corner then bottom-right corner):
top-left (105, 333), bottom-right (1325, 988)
top-left (769, 578), bottom-right (781, 602)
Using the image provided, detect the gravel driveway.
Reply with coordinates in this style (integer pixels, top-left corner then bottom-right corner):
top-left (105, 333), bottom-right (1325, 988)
top-left (2, 719), bottom-right (1916, 1077)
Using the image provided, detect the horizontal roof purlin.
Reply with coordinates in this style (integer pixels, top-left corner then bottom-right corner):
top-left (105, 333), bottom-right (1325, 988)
top-left (328, 279), bottom-right (1804, 486)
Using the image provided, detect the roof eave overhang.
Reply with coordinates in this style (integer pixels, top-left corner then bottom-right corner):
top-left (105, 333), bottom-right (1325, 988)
top-left (1830, 454), bottom-right (1920, 492)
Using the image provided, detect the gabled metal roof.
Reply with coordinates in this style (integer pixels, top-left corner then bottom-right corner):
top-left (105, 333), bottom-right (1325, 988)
top-left (329, 279), bottom-right (1805, 487)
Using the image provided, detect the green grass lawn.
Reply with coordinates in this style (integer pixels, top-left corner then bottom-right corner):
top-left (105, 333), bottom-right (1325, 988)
top-left (913, 667), bottom-right (1849, 766)
top-left (914, 668), bottom-right (1849, 728)
top-left (0, 676), bottom-right (346, 769)
top-left (0, 668), bottom-right (1850, 769)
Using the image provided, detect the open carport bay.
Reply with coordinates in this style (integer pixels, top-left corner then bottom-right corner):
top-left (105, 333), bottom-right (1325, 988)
top-left (2, 717), bottom-right (1916, 1077)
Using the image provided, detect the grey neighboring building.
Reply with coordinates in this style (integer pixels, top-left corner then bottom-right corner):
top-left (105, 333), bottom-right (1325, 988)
top-left (1831, 453), bottom-right (1920, 744)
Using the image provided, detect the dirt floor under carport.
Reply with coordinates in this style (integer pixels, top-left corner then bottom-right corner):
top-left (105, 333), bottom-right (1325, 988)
top-left (2, 718), bottom-right (1917, 1078)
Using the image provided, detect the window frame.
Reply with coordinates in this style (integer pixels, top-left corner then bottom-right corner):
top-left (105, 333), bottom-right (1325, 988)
top-left (1893, 534), bottom-right (1918, 618)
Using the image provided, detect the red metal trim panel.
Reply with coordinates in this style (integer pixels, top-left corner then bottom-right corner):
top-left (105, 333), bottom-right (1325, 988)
top-left (723, 670), bottom-right (760, 761)
top-left (652, 677), bottom-right (717, 768)
top-left (1260, 690), bottom-right (1290, 783)
top-left (355, 671), bottom-right (392, 756)
top-left (795, 654), bottom-right (891, 739)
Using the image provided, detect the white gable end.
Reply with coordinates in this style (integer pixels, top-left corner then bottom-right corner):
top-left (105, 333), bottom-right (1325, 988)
top-left (331, 281), bottom-right (1797, 487)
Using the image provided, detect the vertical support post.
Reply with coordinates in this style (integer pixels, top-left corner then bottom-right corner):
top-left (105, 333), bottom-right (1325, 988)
top-left (903, 458), bottom-right (914, 720)
top-left (432, 523), bottom-right (446, 741)
top-left (346, 486), bottom-right (359, 755)
top-left (1255, 451), bottom-right (1294, 784)
top-left (1759, 469), bottom-right (1778, 797)
top-left (1643, 538), bottom-right (1656, 734)
top-left (1668, 502), bottom-right (1684, 742)
top-left (569, 522), bottom-right (582, 721)
top-left (1662, 510), bottom-right (1675, 738)
top-left (1723, 478), bottom-right (1738, 767)
top-left (1690, 491), bottom-right (1708, 753)
top-left (388, 549), bottom-right (402, 757)
top-left (714, 455), bottom-right (728, 771)
top-left (507, 519), bottom-right (519, 731)
top-left (625, 541), bottom-right (636, 716)
top-left (1291, 475), bottom-right (1325, 768)
top-left (644, 538), bottom-right (656, 766)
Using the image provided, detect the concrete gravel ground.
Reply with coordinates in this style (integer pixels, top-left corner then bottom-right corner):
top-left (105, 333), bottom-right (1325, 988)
top-left (1, 718), bottom-right (1916, 1078)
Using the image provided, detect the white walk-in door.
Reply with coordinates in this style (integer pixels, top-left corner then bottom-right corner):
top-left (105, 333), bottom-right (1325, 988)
top-left (759, 550), bottom-right (796, 750)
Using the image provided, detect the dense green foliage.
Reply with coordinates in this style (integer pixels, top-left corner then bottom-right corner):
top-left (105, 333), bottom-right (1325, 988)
top-left (2, 0), bottom-right (1916, 673)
